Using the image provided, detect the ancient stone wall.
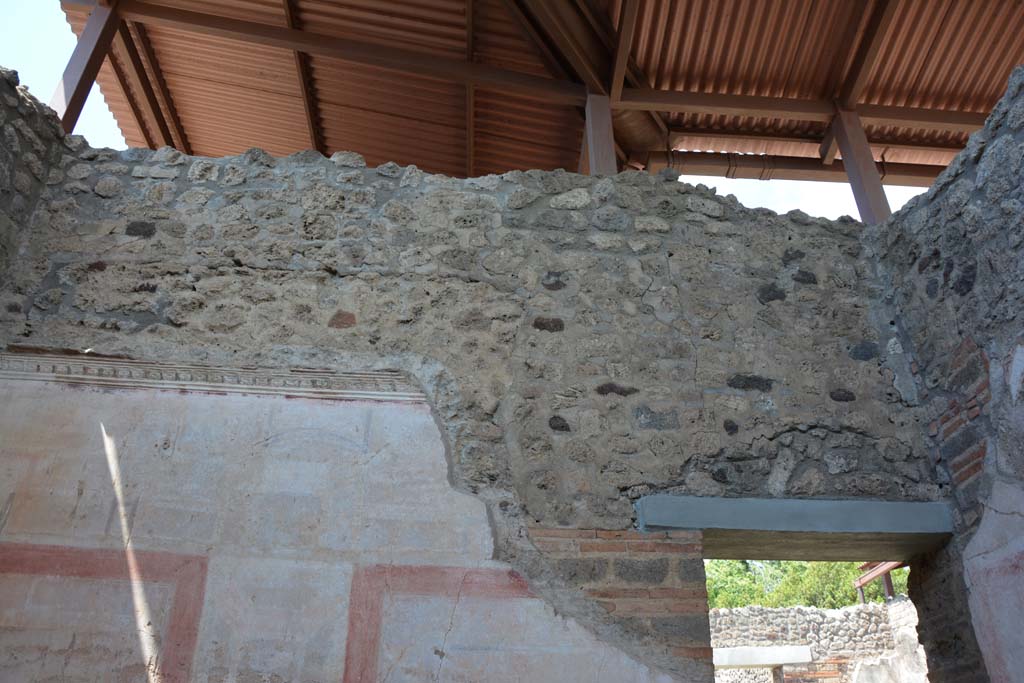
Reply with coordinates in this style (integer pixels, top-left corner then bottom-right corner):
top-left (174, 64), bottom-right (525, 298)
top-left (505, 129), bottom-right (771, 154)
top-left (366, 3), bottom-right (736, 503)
top-left (710, 600), bottom-right (927, 683)
top-left (865, 65), bottom-right (1024, 683)
top-left (710, 603), bottom-right (894, 655)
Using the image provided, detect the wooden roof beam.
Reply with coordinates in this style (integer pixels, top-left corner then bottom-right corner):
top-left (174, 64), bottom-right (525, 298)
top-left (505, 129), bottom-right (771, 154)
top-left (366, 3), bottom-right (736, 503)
top-left (465, 0), bottom-right (474, 178)
top-left (840, 0), bottom-right (899, 109)
top-left (668, 126), bottom-right (963, 156)
top-left (116, 0), bottom-right (587, 106)
top-left (644, 150), bottom-right (942, 188)
top-left (113, 20), bottom-right (174, 148)
top-left (130, 22), bottom-right (191, 154)
top-left (515, 0), bottom-right (609, 95)
top-left (282, 0), bottom-right (324, 155)
top-left (51, 0), bottom-right (121, 134)
top-left (618, 89), bottom-right (987, 133)
top-left (609, 0), bottom-right (638, 102)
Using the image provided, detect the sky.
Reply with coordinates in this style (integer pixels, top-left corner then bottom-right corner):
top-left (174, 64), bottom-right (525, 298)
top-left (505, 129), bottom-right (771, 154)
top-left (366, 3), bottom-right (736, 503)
top-left (0, 3), bottom-right (923, 220)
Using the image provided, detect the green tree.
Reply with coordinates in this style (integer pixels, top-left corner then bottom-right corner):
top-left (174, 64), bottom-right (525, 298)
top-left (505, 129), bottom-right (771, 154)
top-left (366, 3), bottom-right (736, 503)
top-left (705, 560), bottom-right (909, 609)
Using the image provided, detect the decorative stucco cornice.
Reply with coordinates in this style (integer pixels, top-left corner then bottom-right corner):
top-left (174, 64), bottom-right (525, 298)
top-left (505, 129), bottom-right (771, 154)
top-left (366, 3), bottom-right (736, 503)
top-left (0, 352), bottom-right (426, 403)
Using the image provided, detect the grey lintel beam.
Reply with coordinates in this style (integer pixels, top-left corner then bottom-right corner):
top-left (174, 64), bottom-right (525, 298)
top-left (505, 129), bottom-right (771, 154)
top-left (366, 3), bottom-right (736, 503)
top-left (116, 0), bottom-right (587, 106)
top-left (609, 0), bottom-right (638, 102)
top-left (635, 495), bottom-right (953, 561)
top-left (585, 93), bottom-right (616, 175)
top-left (51, 0), bottom-right (121, 134)
top-left (831, 108), bottom-right (891, 223)
top-left (644, 151), bottom-right (941, 187)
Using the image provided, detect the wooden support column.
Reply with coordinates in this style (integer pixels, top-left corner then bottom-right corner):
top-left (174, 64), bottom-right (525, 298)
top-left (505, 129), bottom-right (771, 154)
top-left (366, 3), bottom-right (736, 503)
top-left (584, 93), bottom-right (616, 176)
top-left (831, 109), bottom-right (891, 224)
top-left (51, 1), bottom-right (121, 134)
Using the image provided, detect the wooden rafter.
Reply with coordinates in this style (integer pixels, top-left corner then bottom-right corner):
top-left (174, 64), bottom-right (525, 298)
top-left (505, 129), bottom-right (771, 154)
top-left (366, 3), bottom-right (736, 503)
top-left (117, 0), bottom-right (587, 105)
top-left (465, 0), bottom-right (474, 178)
top-left (645, 150), bottom-right (941, 188)
top-left (668, 127), bottom-right (962, 157)
top-left (108, 47), bottom-right (155, 148)
top-left (130, 22), bottom-right (191, 154)
top-left (51, 0), bottom-right (121, 133)
top-left (618, 89), bottom-right (986, 133)
top-left (500, 0), bottom-right (626, 166)
top-left (114, 20), bottom-right (173, 147)
top-left (609, 0), bottom-right (638, 102)
top-left (282, 0), bottom-right (323, 155)
top-left (840, 0), bottom-right (899, 109)
top-left (517, 0), bottom-right (608, 94)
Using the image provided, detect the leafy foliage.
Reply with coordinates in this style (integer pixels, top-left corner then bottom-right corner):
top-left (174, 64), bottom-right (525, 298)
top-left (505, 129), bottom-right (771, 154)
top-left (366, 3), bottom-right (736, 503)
top-left (705, 560), bottom-right (909, 609)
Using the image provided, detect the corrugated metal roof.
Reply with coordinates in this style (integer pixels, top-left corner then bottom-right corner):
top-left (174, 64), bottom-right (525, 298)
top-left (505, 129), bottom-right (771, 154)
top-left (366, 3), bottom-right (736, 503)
top-left (60, 0), bottom-right (1024, 176)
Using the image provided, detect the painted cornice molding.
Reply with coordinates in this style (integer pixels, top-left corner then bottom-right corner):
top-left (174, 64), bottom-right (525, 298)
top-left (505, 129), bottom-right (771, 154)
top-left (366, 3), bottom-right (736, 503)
top-left (0, 351), bottom-right (426, 403)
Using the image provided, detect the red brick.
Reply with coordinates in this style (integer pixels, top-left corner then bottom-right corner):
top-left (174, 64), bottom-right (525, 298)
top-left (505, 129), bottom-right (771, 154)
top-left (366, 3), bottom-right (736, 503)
top-left (595, 600), bottom-right (616, 613)
top-left (954, 460), bottom-right (984, 485)
top-left (929, 420), bottom-right (939, 437)
top-left (595, 529), bottom-right (662, 540)
top-left (978, 388), bottom-right (992, 405)
top-left (966, 397), bottom-right (978, 409)
top-left (671, 647), bottom-right (714, 660)
top-left (910, 360), bottom-right (919, 375)
top-left (585, 587), bottom-right (650, 599)
top-left (648, 586), bottom-right (708, 599)
top-left (627, 541), bottom-right (701, 554)
top-left (610, 598), bottom-right (708, 615)
top-left (968, 406), bottom-right (981, 420)
top-left (941, 415), bottom-right (966, 440)
top-left (665, 530), bottom-right (702, 542)
top-left (578, 541), bottom-right (628, 554)
top-left (532, 538), bottom-right (579, 554)
top-left (970, 376), bottom-right (990, 398)
top-left (951, 441), bottom-right (987, 473)
top-left (528, 527), bottom-right (596, 539)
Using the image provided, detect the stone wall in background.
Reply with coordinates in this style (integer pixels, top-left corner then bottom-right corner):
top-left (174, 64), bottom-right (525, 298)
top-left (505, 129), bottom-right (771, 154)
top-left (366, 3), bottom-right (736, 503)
top-left (711, 599), bottom-right (927, 683)
top-left (711, 603), bottom-right (894, 654)
top-left (865, 65), bottom-right (1024, 683)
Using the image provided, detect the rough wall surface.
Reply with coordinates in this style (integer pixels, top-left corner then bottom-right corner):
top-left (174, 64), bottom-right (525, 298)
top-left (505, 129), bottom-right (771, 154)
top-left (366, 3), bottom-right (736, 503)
top-left (865, 66), bottom-right (1024, 683)
top-left (710, 599), bottom-right (927, 683)
top-left (710, 603), bottom-right (894, 655)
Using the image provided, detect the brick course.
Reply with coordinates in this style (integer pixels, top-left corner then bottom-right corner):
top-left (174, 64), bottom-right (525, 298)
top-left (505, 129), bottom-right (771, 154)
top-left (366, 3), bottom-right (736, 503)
top-left (530, 526), bottom-right (711, 668)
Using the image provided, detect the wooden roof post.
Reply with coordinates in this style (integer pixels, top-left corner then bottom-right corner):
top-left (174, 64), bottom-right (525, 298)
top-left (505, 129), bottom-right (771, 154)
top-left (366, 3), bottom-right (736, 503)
top-left (831, 108), bottom-right (891, 224)
top-left (51, 1), bottom-right (121, 134)
top-left (585, 92), bottom-right (616, 176)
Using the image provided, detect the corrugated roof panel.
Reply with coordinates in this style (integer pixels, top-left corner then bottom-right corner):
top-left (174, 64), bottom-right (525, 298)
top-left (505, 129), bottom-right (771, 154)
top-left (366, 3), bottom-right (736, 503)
top-left (58, 0), bottom-right (1024, 176)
